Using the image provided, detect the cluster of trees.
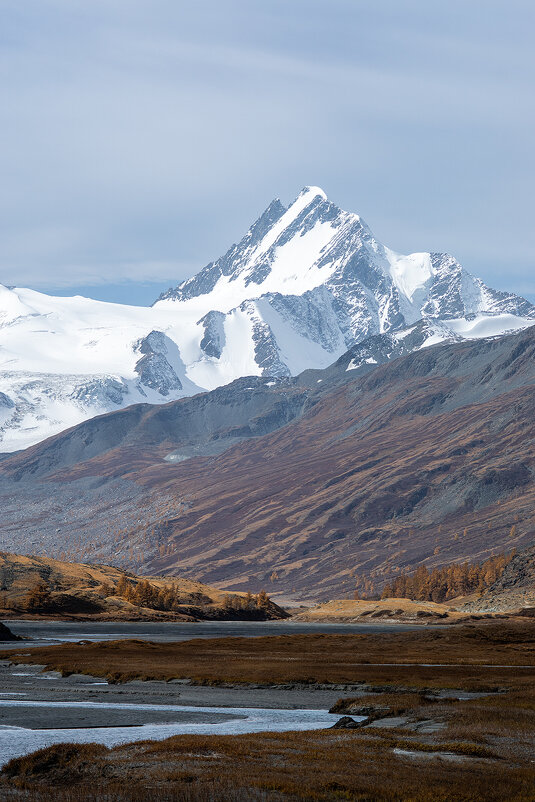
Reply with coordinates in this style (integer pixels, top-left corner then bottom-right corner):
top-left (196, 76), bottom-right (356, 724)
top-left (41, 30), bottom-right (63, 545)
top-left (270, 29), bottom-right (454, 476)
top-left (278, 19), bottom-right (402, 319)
top-left (378, 551), bottom-right (515, 603)
top-left (109, 577), bottom-right (274, 617)
top-left (353, 575), bottom-right (378, 600)
top-left (223, 590), bottom-right (271, 612)
top-left (10, 575), bottom-right (274, 619)
top-left (220, 590), bottom-right (275, 620)
top-left (24, 581), bottom-right (52, 612)
top-left (109, 577), bottom-right (211, 612)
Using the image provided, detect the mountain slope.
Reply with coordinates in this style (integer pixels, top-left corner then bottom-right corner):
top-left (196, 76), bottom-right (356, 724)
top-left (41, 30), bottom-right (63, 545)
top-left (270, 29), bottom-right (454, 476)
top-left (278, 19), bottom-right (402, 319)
top-left (0, 187), bottom-right (533, 452)
top-left (1, 325), bottom-right (535, 600)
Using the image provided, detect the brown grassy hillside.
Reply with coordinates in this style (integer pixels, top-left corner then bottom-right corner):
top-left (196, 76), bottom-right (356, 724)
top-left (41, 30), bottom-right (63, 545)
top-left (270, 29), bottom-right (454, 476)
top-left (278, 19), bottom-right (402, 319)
top-left (0, 552), bottom-right (285, 621)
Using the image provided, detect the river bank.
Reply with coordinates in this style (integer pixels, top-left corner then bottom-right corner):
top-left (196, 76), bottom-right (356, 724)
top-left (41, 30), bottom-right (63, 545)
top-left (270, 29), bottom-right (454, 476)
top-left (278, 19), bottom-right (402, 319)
top-left (0, 620), bottom-right (533, 800)
top-left (0, 618), bottom-right (428, 648)
top-left (0, 657), bottom-right (355, 766)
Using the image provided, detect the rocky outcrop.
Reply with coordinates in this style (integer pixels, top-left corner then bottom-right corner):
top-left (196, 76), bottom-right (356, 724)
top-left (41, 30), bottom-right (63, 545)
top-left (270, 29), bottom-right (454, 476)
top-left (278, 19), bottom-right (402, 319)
top-left (135, 331), bottom-right (183, 395)
top-left (331, 716), bottom-right (361, 729)
top-left (0, 622), bottom-right (19, 641)
top-left (464, 546), bottom-right (535, 612)
top-left (198, 311), bottom-right (226, 359)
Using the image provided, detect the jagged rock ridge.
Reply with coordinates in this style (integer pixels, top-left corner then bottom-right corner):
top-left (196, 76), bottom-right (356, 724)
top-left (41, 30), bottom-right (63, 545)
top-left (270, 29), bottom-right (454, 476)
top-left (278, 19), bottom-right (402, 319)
top-left (156, 186), bottom-right (534, 380)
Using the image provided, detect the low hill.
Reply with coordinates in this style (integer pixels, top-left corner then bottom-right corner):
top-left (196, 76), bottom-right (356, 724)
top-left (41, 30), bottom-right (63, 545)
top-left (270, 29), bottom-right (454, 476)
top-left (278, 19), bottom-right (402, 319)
top-left (292, 597), bottom-right (467, 623)
top-left (0, 552), bottom-right (286, 621)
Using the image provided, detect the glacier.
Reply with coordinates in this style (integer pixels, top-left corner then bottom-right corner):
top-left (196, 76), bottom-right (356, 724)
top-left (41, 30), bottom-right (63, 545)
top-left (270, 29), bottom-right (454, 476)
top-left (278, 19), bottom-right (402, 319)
top-left (0, 186), bottom-right (533, 452)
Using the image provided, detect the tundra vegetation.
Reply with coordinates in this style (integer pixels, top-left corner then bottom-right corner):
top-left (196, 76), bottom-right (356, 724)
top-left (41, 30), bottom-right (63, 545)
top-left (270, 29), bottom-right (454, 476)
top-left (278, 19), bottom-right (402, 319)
top-left (1, 621), bottom-right (534, 800)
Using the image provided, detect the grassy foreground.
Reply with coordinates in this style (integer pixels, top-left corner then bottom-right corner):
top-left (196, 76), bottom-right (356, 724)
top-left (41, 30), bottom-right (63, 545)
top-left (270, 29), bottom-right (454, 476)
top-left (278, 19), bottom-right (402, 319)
top-left (0, 622), bottom-right (534, 800)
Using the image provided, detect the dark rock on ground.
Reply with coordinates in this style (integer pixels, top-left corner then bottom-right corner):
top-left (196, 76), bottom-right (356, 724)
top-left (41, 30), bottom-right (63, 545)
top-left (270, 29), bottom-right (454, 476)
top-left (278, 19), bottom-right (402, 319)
top-left (331, 716), bottom-right (360, 729)
top-left (0, 622), bottom-right (20, 641)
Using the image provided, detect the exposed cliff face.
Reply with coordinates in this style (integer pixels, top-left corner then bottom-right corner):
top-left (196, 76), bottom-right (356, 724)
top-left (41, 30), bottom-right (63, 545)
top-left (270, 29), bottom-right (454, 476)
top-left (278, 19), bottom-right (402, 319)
top-left (134, 331), bottom-right (183, 395)
top-left (0, 187), bottom-right (533, 452)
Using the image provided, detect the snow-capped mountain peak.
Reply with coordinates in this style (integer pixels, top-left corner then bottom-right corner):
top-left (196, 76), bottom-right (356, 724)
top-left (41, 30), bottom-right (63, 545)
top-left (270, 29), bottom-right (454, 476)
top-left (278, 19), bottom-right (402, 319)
top-left (0, 187), bottom-right (533, 452)
top-left (157, 187), bottom-right (533, 343)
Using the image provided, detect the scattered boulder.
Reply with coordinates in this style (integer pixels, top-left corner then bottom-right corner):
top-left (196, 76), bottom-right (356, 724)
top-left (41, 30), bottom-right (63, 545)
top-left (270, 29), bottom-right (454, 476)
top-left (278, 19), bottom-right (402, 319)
top-left (331, 716), bottom-right (360, 729)
top-left (517, 607), bottom-right (535, 617)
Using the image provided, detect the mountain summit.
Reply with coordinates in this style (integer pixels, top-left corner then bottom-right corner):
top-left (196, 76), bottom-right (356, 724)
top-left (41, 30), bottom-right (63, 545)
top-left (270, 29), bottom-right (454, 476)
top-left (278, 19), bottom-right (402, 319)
top-left (155, 185), bottom-right (534, 378)
top-left (0, 187), bottom-right (533, 451)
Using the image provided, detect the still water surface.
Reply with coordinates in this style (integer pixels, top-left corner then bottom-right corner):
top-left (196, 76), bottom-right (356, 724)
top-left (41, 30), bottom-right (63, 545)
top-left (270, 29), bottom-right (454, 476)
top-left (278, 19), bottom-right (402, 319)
top-left (3, 618), bottom-right (423, 647)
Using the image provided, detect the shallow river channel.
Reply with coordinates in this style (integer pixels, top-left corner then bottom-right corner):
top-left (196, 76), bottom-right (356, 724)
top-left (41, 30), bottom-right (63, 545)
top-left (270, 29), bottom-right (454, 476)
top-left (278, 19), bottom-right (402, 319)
top-left (0, 619), bottom-right (400, 765)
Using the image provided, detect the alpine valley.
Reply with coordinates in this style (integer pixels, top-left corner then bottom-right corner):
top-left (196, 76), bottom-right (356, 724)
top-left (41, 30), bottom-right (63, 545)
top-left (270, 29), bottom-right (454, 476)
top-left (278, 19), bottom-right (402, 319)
top-left (0, 186), bottom-right (533, 453)
top-left (1, 187), bottom-right (535, 603)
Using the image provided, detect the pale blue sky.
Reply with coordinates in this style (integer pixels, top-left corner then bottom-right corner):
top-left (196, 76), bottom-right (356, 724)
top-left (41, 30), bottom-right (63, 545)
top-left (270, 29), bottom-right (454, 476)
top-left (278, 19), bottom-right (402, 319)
top-left (1, 0), bottom-right (534, 305)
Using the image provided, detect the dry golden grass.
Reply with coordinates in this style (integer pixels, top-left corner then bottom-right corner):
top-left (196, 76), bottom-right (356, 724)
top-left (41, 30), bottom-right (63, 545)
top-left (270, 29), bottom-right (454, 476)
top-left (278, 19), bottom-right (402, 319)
top-left (1, 622), bottom-right (534, 800)
top-left (3, 621), bottom-right (534, 688)
top-left (329, 690), bottom-right (454, 716)
top-left (294, 596), bottom-right (467, 621)
top-left (0, 550), bottom-right (222, 607)
top-left (2, 725), bottom-right (535, 801)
